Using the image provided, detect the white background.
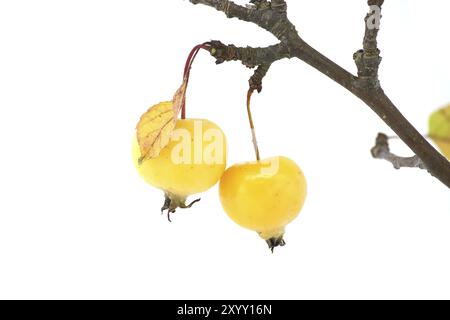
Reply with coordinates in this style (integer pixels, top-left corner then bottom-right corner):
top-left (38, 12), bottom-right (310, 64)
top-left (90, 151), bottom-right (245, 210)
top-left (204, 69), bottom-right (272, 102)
top-left (0, 0), bottom-right (449, 299)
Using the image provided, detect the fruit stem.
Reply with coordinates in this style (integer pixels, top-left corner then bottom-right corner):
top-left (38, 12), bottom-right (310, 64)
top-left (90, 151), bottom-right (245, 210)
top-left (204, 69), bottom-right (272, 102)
top-left (247, 89), bottom-right (261, 161)
top-left (181, 43), bottom-right (211, 119)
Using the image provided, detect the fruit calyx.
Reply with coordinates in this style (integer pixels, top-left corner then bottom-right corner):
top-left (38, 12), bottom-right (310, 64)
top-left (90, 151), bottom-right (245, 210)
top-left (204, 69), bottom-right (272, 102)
top-left (265, 236), bottom-right (286, 253)
top-left (258, 228), bottom-right (286, 252)
top-left (161, 192), bottom-right (201, 222)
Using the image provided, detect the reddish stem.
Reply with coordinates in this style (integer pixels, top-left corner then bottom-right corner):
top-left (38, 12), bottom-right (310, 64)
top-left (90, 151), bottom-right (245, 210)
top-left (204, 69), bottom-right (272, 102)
top-left (181, 43), bottom-right (211, 119)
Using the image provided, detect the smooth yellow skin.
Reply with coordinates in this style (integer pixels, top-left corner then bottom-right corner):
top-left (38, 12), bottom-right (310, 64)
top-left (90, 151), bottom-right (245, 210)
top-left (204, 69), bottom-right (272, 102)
top-left (219, 156), bottom-right (306, 239)
top-left (132, 119), bottom-right (227, 197)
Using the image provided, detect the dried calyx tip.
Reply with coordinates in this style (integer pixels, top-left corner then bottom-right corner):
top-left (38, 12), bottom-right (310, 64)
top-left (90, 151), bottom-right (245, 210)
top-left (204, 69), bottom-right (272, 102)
top-left (258, 228), bottom-right (286, 252)
top-left (160, 192), bottom-right (201, 222)
top-left (266, 236), bottom-right (286, 253)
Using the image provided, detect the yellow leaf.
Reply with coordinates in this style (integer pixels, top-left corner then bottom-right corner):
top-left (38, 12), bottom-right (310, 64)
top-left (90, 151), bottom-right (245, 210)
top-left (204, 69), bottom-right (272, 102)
top-left (172, 80), bottom-right (187, 117)
top-left (136, 81), bottom-right (187, 163)
top-left (136, 101), bottom-right (175, 163)
top-left (429, 103), bottom-right (450, 160)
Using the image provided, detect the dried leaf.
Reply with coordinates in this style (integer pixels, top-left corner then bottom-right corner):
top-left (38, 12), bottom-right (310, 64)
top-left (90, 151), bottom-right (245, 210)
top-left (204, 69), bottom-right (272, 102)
top-left (136, 81), bottom-right (187, 163)
top-left (136, 101), bottom-right (175, 163)
top-left (172, 80), bottom-right (187, 116)
top-left (429, 104), bottom-right (450, 160)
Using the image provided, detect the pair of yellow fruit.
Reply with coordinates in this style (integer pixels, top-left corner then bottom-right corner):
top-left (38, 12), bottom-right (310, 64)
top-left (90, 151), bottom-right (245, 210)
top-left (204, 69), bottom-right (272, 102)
top-left (132, 104), bottom-right (307, 251)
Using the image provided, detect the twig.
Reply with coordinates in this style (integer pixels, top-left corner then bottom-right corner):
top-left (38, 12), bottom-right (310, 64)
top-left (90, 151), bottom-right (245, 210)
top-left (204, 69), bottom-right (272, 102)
top-left (208, 40), bottom-right (290, 68)
top-left (371, 133), bottom-right (427, 170)
top-left (189, 0), bottom-right (450, 188)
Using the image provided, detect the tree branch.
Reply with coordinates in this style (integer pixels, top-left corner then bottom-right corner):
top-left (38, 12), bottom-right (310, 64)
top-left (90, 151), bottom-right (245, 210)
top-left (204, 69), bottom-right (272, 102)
top-left (371, 133), bottom-right (427, 170)
top-left (189, 0), bottom-right (450, 188)
top-left (354, 0), bottom-right (383, 89)
top-left (190, 0), bottom-right (251, 21)
top-left (207, 40), bottom-right (289, 92)
top-left (189, 0), bottom-right (295, 41)
top-left (208, 41), bottom-right (290, 68)
top-left (249, 64), bottom-right (271, 92)
top-left (270, 0), bottom-right (287, 12)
